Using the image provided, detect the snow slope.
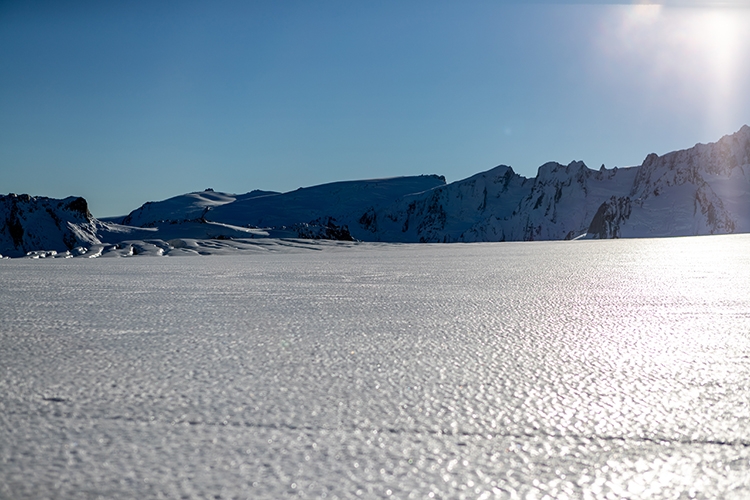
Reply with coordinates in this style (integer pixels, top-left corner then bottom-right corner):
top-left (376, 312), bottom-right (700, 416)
top-left (120, 189), bottom-right (278, 227)
top-left (356, 165), bottom-right (532, 242)
top-left (204, 175), bottom-right (447, 230)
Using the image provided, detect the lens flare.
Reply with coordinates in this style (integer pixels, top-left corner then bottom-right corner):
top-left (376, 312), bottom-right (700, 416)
top-left (594, 5), bottom-right (749, 135)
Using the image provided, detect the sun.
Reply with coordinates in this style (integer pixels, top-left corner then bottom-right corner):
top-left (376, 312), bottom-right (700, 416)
top-left (594, 4), bottom-right (749, 135)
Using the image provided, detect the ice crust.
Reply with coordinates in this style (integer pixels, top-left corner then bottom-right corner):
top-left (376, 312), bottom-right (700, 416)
top-left (2, 235), bottom-right (750, 498)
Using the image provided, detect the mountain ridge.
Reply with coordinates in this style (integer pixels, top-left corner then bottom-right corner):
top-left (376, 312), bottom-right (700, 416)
top-left (2, 126), bottom-right (749, 257)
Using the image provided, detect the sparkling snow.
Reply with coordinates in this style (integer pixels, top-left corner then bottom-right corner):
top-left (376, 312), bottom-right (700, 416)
top-left (2, 235), bottom-right (750, 498)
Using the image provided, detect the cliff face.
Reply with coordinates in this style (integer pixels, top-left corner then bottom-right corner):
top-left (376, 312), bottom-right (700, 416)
top-left (354, 166), bottom-right (531, 242)
top-left (0, 194), bottom-right (101, 257)
top-left (355, 125), bottom-right (750, 242)
top-left (487, 162), bottom-right (638, 242)
top-left (590, 125), bottom-right (750, 238)
top-left (357, 161), bottom-right (639, 242)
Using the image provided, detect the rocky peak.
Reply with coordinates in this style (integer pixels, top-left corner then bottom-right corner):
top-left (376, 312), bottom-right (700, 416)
top-left (0, 194), bottom-right (100, 257)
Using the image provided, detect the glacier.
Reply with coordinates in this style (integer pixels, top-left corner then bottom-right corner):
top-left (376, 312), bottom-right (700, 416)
top-left (2, 236), bottom-right (749, 498)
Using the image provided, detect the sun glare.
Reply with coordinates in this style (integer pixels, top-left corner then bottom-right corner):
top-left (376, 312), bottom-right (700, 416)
top-left (630, 4), bottom-right (662, 23)
top-left (595, 5), bottom-right (748, 134)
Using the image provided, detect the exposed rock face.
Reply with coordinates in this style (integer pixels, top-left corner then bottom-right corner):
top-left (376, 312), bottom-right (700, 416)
top-left (614, 125), bottom-right (750, 238)
top-left (359, 162), bottom-right (639, 242)
top-left (0, 194), bottom-right (101, 257)
top-left (353, 125), bottom-right (750, 242)
top-left (491, 161), bottom-right (638, 241)
top-left (352, 166), bottom-right (531, 242)
top-left (587, 197), bottom-right (632, 239)
top-left (292, 217), bottom-right (354, 241)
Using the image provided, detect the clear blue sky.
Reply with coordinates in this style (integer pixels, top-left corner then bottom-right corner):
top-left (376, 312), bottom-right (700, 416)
top-left (2, 0), bottom-right (749, 217)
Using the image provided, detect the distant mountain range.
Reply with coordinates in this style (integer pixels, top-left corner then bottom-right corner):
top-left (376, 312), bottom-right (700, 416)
top-left (2, 125), bottom-right (749, 258)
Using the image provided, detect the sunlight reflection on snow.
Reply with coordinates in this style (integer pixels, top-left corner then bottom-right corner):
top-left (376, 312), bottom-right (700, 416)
top-left (1, 235), bottom-right (749, 498)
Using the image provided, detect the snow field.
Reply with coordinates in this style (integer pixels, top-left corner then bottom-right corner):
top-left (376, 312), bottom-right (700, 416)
top-left (1, 236), bottom-right (750, 498)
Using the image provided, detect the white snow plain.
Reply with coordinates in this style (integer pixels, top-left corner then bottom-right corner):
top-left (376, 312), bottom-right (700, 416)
top-left (2, 235), bottom-right (750, 499)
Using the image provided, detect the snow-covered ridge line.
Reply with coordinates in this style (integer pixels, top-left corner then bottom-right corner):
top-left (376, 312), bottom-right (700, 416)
top-left (2, 126), bottom-right (749, 257)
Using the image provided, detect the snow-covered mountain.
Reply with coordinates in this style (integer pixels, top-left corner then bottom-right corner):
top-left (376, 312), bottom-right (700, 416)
top-left (201, 175), bottom-right (447, 230)
top-left (119, 189), bottom-right (279, 227)
top-left (356, 165), bottom-right (531, 242)
top-left (355, 125), bottom-right (749, 242)
top-left (358, 162), bottom-right (639, 242)
top-left (2, 125), bottom-right (749, 257)
top-left (0, 193), bottom-right (278, 258)
top-left (116, 175), bottom-right (447, 241)
top-left (0, 175), bottom-right (445, 257)
top-left (0, 194), bottom-right (103, 258)
top-left (590, 125), bottom-right (750, 238)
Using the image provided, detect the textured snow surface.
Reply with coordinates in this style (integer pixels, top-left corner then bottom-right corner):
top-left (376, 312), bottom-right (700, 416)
top-left (18, 238), bottom-right (363, 259)
top-left (2, 236), bottom-right (750, 499)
